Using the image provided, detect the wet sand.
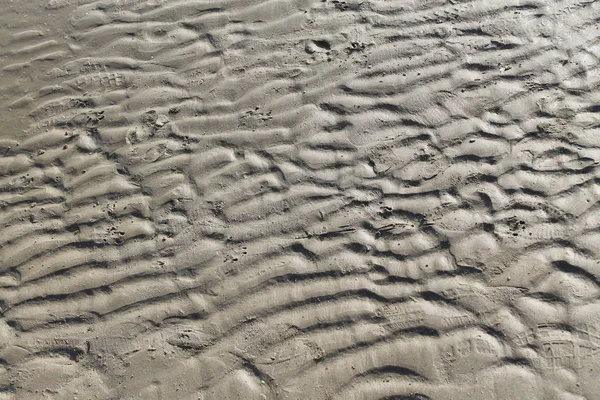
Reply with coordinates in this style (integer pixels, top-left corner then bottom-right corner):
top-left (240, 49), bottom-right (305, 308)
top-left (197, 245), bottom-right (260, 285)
top-left (2, 0), bottom-right (600, 399)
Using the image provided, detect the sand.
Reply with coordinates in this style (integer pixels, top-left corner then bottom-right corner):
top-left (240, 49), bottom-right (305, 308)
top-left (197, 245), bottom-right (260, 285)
top-left (1, 0), bottom-right (600, 398)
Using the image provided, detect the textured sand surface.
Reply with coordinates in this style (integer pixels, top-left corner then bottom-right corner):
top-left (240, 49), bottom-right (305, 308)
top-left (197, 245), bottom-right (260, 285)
top-left (2, 0), bottom-right (600, 398)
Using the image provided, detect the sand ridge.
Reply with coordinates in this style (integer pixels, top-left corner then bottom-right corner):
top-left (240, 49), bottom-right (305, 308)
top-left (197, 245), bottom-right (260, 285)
top-left (2, 0), bottom-right (600, 399)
